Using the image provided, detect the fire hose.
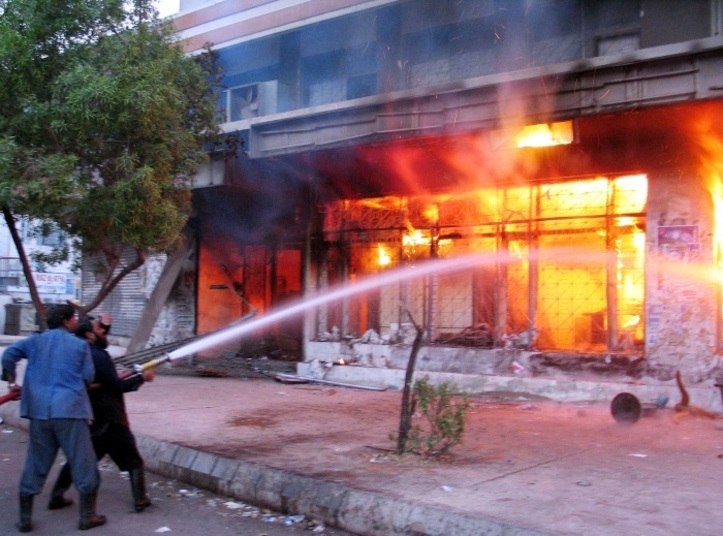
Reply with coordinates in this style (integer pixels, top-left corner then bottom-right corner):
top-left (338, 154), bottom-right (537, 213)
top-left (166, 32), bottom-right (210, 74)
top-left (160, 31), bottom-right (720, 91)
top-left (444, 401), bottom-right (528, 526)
top-left (113, 338), bottom-right (195, 369)
top-left (118, 354), bottom-right (171, 380)
top-left (113, 310), bottom-right (257, 370)
top-left (0, 387), bottom-right (21, 407)
top-left (3, 311), bottom-right (258, 401)
top-left (0, 355), bottom-right (169, 406)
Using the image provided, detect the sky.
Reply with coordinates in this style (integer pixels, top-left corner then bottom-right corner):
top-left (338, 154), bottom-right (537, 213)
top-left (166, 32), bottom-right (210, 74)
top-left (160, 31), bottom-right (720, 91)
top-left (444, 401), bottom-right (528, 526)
top-left (156, 0), bottom-right (180, 18)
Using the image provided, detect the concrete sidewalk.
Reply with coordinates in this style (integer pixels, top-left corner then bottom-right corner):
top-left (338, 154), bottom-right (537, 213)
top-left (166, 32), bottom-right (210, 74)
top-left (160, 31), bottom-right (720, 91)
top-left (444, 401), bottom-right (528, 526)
top-left (3, 370), bottom-right (721, 536)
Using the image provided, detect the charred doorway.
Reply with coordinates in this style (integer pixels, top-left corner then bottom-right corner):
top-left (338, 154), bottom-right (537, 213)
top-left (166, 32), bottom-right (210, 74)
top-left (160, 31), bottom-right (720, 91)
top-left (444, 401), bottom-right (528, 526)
top-left (192, 156), bottom-right (308, 359)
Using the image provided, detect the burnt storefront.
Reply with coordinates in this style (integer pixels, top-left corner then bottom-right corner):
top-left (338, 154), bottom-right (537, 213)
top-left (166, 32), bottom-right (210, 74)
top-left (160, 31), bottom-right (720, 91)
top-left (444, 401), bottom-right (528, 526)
top-left (186, 99), bottom-right (723, 407)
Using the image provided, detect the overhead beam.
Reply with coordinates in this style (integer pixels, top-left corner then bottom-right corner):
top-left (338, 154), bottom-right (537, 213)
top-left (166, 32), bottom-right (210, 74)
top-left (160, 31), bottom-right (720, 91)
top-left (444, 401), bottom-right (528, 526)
top-left (217, 37), bottom-right (723, 159)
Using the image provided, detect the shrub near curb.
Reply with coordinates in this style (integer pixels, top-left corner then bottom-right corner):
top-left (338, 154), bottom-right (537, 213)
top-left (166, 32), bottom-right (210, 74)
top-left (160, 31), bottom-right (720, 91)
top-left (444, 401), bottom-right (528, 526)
top-left (406, 376), bottom-right (470, 457)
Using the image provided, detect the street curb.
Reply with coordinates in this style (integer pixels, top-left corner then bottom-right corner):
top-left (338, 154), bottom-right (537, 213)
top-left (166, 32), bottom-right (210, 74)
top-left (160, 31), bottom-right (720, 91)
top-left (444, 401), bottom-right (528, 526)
top-left (134, 433), bottom-right (548, 536)
top-left (1, 382), bottom-right (543, 535)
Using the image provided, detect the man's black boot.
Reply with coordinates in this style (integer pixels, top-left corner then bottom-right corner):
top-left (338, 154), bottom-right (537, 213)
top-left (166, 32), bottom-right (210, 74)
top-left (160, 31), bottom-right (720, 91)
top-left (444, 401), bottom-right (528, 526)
top-left (129, 467), bottom-right (151, 512)
top-left (78, 490), bottom-right (106, 530)
top-left (17, 493), bottom-right (33, 532)
top-left (47, 465), bottom-right (73, 510)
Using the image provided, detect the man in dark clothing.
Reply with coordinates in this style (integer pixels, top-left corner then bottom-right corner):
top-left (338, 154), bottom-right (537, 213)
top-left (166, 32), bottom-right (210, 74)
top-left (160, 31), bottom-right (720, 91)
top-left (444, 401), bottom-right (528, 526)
top-left (48, 313), bottom-right (155, 513)
top-left (2, 304), bottom-right (106, 532)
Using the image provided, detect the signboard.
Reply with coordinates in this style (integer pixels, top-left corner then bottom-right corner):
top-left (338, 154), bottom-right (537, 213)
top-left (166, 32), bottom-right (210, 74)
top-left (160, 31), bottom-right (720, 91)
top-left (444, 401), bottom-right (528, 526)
top-left (33, 272), bottom-right (70, 294)
top-left (7, 272), bottom-right (80, 300)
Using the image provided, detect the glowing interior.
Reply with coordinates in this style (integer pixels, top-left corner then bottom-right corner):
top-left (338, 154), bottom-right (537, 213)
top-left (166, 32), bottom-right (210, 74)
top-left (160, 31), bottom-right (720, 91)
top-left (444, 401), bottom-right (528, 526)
top-left (321, 174), bottom-right (648, 351)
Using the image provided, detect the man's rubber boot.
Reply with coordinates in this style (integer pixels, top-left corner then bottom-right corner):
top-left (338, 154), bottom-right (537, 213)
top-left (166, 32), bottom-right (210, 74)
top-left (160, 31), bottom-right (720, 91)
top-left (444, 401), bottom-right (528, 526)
top-left (16, 493), bottom-right (33, 532)
top-left (47, 464), bottom-right (73, 510)
top-left (129, 467), bottom-right (151, 512)
top-left (78, 490), bottom-right (106, 531)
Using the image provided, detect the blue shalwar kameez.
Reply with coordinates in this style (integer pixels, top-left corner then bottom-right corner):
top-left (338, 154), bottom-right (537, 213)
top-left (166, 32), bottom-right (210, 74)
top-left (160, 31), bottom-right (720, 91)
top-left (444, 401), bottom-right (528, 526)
top-left (2, 328), bottom-right (99, 495)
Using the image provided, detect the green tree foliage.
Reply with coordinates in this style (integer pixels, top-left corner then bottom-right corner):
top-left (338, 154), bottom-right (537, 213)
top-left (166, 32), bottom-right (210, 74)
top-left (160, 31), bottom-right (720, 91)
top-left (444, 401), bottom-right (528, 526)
top-left (0, 0), bottom-right (219, 318)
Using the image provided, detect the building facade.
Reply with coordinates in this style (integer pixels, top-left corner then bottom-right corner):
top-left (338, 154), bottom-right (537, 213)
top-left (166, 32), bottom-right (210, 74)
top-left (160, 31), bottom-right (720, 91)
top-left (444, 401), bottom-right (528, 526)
top-left (0, 219), bottom-right (80, 334)
top-left (101, 0), bottom-right (723, 407)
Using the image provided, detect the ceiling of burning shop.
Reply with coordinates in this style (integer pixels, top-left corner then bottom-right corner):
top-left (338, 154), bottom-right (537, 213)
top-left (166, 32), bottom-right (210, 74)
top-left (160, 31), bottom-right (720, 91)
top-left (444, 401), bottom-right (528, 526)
top-left (268, 100), bottom-right (723, 200)
top-left (192, 99), bottom-right (723, 251)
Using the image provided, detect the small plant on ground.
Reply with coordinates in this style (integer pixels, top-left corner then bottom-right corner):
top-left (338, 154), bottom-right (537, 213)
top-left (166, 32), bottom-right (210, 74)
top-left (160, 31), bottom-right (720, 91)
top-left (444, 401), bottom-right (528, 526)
top-left (403, 376), bottom-right (470, 457)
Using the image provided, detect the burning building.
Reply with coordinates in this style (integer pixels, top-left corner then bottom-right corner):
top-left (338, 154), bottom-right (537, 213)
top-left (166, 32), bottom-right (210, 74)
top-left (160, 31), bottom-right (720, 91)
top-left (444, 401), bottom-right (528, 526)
top-left (91, 0), bottom-right (723, 407)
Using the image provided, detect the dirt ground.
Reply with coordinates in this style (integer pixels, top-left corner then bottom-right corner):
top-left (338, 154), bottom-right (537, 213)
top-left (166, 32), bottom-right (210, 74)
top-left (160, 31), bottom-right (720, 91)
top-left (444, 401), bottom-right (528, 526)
top-left (115, 372), bottom-right (723, 535)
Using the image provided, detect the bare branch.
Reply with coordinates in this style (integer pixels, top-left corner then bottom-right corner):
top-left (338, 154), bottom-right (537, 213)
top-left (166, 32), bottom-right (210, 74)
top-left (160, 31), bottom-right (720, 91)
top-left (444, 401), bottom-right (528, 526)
top-left (79, 248), bottom-right (146, 314)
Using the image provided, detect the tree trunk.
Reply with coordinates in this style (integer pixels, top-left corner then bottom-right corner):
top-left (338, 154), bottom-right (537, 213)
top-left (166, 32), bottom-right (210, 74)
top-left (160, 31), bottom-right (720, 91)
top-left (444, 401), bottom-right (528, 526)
top-left (396, 312), bottom-right (424, 454)
top-left (126, 232), bottom-right (193, 353)
top-left (2, 206), bottom-right (47, 331)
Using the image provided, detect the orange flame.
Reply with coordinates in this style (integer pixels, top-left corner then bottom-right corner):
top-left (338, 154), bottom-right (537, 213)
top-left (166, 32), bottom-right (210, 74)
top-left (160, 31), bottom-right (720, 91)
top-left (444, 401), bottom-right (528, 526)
top-left (695, 116), bottom-right (723, 284)
top-left (513, 121), bottom-right (574, 148)
top-left (708, 182), bottom-right (722, 275)
top-left (621, 315), bottom-right (640, 329)
top-left (656, 111), bottom-right (723, 357)
top-left (377, 244), bottom-right (391, 267)
top-left (423, 204), bottom-right (439, 223)
top-left (402, 228), bottom-right (428, 248)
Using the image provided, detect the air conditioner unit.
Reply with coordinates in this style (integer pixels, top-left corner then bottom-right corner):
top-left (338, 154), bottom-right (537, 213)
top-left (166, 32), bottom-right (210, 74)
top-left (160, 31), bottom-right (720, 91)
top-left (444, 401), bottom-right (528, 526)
top-left (225, 81), bottom-right (278, 122)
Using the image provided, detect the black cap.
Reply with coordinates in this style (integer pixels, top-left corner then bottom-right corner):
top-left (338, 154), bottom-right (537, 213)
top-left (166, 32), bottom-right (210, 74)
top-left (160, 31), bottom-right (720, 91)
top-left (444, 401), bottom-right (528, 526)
top-left (75, 316), bottom-right (95, 339)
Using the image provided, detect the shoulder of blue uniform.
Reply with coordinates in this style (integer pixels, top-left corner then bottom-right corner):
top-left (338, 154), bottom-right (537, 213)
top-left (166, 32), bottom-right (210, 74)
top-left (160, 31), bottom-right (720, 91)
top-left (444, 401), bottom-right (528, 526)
top-left (47, 328), bottom-right (91, 349)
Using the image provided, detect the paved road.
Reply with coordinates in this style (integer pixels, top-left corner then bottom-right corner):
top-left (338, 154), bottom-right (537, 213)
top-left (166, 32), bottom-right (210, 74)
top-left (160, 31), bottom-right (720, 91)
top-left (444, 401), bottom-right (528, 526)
top-left (0, 422), bottom-right (354, 536)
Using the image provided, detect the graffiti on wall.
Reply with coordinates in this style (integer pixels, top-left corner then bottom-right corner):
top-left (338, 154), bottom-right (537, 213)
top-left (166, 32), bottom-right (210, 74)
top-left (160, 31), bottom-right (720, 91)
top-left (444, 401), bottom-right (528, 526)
top-left (657, 224), bottom-right (699, 261)
top-left (649, 203), bottom-right (718, 375)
